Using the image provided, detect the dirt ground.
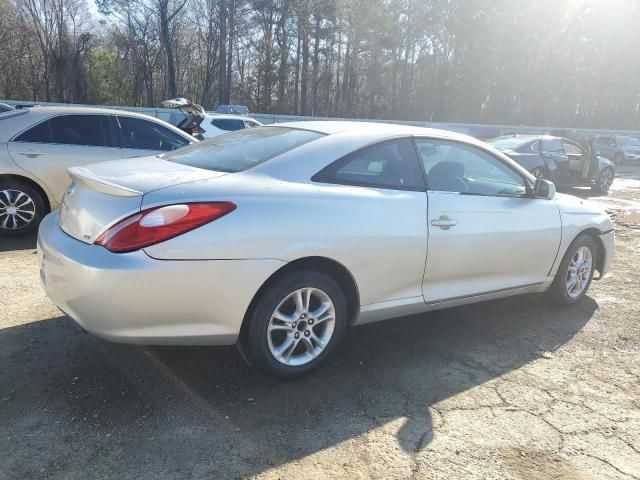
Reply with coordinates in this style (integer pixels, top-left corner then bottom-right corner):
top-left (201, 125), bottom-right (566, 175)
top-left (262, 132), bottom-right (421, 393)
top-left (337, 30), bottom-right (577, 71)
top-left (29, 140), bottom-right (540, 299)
top-left (1, 169), bottom-right (639, 480)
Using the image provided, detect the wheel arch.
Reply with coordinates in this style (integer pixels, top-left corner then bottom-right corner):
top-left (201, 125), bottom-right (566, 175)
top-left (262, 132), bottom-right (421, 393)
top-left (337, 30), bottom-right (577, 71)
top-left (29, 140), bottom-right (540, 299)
top-left (239, 256), bottom-right (361, 340)
top-left (0, 173), bottom-right (52, 213)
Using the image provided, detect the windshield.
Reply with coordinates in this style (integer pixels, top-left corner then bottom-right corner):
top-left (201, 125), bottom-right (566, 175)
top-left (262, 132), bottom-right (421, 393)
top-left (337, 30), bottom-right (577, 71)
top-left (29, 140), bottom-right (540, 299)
top-left (487, 136), bottom-right (536, 151)
top-left (162, 126), bottom-right (324, 172)
top-left (618, 137), bottom-right (640, 147)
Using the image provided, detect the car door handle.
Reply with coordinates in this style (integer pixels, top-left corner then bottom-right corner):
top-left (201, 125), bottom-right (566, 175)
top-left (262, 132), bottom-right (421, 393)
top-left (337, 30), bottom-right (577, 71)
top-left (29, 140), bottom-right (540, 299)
top-left (431, 216), bottom-right (457, 230)
top-left (17, 150), bottom-right (44, 158)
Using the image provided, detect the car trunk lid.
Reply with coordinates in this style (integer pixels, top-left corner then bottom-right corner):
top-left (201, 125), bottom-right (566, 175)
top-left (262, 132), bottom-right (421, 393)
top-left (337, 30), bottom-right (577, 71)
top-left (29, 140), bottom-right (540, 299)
top-left (58, 157), bottom-right (225, 244)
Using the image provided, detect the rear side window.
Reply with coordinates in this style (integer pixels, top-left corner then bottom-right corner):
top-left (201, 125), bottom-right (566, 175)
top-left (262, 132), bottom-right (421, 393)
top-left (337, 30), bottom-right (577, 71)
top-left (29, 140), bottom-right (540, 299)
top-left (312, 138), bottom-right (425, 190)
top-left (15, 119), bottom-right (51, 143)
top-left (118, 116), bottom-right (189, 151)
top-left (50, 115), bottom-right (112, 146)
top-left (212, 118), bottom-right (246, 131)
top-left (163, 126), bottom-right (324, 172)
top-left (15, 114), bottom-right (113, 146)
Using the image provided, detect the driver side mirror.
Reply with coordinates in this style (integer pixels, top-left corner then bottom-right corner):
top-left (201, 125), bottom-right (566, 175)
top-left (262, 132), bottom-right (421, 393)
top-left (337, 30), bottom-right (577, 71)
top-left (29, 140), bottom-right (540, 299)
top-left (534, 178), bottom-right (556, 199)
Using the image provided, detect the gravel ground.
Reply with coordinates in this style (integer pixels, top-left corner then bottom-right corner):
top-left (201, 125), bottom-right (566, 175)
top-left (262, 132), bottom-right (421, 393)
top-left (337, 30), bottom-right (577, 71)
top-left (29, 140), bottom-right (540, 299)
top-left (1, 170), bottom-right (639, 480)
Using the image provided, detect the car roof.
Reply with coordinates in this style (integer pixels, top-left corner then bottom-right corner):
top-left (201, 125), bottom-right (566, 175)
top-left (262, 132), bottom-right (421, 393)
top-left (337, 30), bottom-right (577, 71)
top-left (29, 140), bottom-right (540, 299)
top-left (0, 105), bottom-right (194, 142)
top-left (12, 105), bottom-right (168, 119)
top-left (275, 120), bottom-right (479, 142)
top-left (490, 134), bottom-right (567, 142)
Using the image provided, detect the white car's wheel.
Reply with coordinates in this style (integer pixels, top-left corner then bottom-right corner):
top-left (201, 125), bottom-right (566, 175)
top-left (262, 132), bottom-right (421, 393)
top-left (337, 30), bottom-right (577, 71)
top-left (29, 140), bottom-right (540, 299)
top-left (241, 271), bottom-right (348, 379)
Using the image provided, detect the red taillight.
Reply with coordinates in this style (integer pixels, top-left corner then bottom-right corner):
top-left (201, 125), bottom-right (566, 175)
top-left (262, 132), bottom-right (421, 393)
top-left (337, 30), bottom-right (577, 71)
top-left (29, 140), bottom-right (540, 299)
top-left (95, 202), bottom-right (236, 253)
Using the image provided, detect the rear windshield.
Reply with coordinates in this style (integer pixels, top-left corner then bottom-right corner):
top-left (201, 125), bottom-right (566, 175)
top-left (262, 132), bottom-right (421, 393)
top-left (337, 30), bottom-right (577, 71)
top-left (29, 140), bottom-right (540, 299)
top-left (162, 126), bottom-right (324, 172)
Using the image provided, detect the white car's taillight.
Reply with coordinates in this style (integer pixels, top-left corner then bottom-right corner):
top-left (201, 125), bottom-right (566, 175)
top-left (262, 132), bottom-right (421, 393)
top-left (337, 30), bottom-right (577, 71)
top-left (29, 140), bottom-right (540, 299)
top-left (95, 202), bottom-right (236, 253)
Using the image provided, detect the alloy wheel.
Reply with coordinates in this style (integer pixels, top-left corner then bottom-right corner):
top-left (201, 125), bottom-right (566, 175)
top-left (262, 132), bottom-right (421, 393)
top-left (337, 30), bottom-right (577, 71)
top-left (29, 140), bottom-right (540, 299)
top-left (0, 189), bottom-right (36, 231)
top-left (565, 246), bottom-right (593, 299)
top-left (599, 169), bottom-right (614, 192)
top-left (267, 287), bottom-right (336, 366)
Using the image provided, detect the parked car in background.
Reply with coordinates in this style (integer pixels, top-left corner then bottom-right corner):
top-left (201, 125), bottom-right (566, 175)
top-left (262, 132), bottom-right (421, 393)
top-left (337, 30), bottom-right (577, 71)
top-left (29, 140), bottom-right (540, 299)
top-left (0, 103), bottom-right (14, 113)
top-left (593, 135), bottom-right (640, 164)
top-left (37, 122), bottom-right (614, 379)
top-left (0, 106), bottom-right (195, 235)
top-left (162, 97), bottom-right (207, 139)
top-left (201, 113), bottom-right (262, 138)
top-left (163, 97), bottom-right (262, 139)
top-left (488, 135), bottom-right (615, 194)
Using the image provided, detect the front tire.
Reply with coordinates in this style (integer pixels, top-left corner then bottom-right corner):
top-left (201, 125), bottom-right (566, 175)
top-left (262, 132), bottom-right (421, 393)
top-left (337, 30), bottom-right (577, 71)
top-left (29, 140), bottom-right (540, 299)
top-left (240, 271), bottom-right (348, 379)
top-left (549, 234), bottom-right (597, 305)
top-left (591, 167), bottom-right (614, 194)
top-left (0, 180), bottom-right (46, 236)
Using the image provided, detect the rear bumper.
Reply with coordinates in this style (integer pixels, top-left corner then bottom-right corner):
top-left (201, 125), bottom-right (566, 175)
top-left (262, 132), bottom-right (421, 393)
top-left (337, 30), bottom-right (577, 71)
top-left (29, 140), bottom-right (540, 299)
top-left (598, 230), bottom-right (615, 279)
top-left (37, 211), bottom-right (285, 345)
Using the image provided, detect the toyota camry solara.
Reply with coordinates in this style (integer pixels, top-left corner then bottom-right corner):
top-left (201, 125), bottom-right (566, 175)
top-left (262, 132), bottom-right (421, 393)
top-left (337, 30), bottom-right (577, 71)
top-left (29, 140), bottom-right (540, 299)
top-left (38, 122), bottom-right (614, 378)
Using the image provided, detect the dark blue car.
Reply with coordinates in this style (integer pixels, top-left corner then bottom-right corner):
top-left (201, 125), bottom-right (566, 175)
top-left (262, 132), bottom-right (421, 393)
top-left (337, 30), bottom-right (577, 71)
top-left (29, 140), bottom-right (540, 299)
top-left (488, 135), bottom-right (615, 194)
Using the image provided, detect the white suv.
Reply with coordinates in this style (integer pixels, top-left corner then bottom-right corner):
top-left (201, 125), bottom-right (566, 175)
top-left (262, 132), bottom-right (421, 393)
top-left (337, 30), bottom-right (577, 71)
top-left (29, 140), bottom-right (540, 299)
top-left (199, 113), bottom-right (262, 138)
top-left (162, 98), bottom-right (262, 139)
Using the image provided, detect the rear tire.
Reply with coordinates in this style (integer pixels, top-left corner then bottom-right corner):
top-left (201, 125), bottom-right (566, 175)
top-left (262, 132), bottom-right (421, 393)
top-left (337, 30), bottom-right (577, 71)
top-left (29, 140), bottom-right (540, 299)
top-left (549, 234), bottom-right (597, 306)
top-left (0, 180), bottom-right (46, 236)
top-left (239, 271), bottom-right (348, 379)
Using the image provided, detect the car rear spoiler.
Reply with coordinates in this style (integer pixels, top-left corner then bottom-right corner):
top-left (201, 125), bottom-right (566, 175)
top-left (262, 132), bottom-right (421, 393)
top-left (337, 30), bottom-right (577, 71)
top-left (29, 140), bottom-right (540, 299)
top-left (68, 166), bottom-right (143, 197)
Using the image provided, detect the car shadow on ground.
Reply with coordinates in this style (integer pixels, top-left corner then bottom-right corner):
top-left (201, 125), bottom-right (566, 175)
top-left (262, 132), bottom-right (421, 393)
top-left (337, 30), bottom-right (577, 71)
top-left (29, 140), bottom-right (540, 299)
top-left (0, 292), bottom-right (598, 478)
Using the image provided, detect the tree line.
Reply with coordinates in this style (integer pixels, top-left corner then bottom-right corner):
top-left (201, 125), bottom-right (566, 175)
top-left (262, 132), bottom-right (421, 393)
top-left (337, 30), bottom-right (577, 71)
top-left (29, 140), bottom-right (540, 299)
top-left (1, 0), bottom-right (640, 129)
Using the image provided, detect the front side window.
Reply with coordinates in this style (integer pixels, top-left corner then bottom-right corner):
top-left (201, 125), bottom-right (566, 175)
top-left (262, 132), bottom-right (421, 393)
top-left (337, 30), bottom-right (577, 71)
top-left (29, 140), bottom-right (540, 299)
top-left (415, 139), bottom-right (527, 197)
top-left (563, 140), bottom-right (585, 156)
top-left (163, 126), bottom-right (324, 172)
top-left (15, 114), bottom-right (113, 147)
top-left (212, 118), bottom-right (246, 131)
top-left (118, 116), bottom-right (189, 151)
top-left (313, 139), bottom-right (425, 190)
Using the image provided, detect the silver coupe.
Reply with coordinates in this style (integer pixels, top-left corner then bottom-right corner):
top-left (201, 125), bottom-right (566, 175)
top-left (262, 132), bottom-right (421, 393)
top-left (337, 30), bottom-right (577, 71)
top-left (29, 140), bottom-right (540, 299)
top-left (37, 122), bottom-right (614, 378)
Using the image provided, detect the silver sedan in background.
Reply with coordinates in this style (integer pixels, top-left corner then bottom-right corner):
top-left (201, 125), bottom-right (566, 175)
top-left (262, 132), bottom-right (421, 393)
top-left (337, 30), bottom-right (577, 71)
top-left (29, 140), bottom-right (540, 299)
top-left (37, 122), bottom-right (614, 378)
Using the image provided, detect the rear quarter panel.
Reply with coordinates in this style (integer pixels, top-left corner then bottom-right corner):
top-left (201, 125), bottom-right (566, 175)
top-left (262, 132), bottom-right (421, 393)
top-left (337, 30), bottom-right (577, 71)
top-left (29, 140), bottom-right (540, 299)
top-left (142, 173), bottom-right (429, 306)
top-left (0, 141), bottom-right (58, 208)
